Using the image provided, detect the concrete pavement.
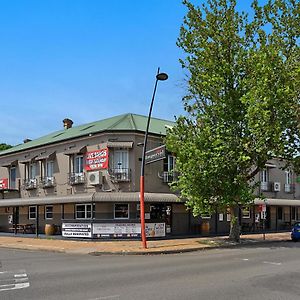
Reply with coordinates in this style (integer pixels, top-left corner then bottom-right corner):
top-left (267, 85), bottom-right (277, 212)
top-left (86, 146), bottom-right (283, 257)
top-left (0, 232), bottom-right (291, 255)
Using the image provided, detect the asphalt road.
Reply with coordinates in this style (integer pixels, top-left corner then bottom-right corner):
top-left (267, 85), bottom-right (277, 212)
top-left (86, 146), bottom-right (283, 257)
top-left (0, 241), bottom-right (300, 300)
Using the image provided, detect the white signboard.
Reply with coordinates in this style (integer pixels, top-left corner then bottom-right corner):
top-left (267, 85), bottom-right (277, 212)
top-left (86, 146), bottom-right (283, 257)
top-left (62, 223), bottom-right (92, 238)
top-left (93, 223), bottom-right (165, 238)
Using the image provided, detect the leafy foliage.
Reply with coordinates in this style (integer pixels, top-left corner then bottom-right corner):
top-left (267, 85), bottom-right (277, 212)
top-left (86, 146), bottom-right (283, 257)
top-left (167, 0), bottom-right (300, 241)
top-left (0, 143), bottom-right (12, 151)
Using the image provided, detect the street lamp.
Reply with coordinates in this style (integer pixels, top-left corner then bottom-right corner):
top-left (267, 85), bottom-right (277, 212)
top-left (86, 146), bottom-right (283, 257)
top-left (140, 67), bottom-right (168, 249)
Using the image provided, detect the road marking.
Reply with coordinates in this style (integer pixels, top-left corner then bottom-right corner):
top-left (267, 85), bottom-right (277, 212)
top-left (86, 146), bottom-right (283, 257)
top-left (0, 270), bottom-right (30, 292)
top-left (88, 295), bottom-right (121, 300)
top-left (242, 259), bottom-right (249, 261)
top-left (263, 261), bottom-right (282, 266)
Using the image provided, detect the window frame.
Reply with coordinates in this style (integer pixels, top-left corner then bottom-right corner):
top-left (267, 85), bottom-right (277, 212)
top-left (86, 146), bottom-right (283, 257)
top-left (114, 203), bottom-right (129, 220)
top-left (9, 166), bottom-right (16, 189)
top-left (75, 204), bottom-right (92, 220)
top-left (29, 206), bottom-right (37, 220)
top-left (45, 205), bottom-right (53, 220)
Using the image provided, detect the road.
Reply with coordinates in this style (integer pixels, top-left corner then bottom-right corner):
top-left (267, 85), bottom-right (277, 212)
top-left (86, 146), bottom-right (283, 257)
top-left (0, 241), bottom-right (300, 300)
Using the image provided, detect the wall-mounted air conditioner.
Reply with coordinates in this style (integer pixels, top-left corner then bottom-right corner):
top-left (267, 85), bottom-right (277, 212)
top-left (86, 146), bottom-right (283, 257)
top-left (87, 171), bottom-right (102, 186)
top-left (273, 182), bottom-right (281, 192)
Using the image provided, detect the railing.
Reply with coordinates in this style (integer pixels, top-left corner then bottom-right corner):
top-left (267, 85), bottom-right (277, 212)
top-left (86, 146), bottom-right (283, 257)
top-left (23, 178), bottom-right (38, 190)
top-left (68, 172), bottom-right (85, 185)
top-left (260, 181), bottom-right (272, 192)
top-left (40, 176), bottom-right (56, 188)
top-left (284, 183), bottom-right (295, 193)
top-left (159, 171), bottom-right (178, 183)
top-left (109, 168), bottom-right (131, 182)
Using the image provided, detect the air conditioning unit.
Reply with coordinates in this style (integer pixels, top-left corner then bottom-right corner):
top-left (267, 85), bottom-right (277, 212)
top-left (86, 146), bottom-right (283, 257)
top-left (87, 171), bottom-right (102, 186)
top-left (273, 182), bottom-right (281, 192)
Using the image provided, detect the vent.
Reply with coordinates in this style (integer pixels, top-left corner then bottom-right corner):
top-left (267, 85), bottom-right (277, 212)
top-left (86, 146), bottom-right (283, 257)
top-left (273, 182), bottom-right (281, 192)
top-left (87, 171), bottom-right (102, 186)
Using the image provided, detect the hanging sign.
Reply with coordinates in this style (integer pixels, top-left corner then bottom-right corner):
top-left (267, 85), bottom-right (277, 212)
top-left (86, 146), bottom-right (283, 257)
top-left (145, 145), bottom-right (166, 164)
top-left (85, 148), bottom-right (108, 171)
top-left (0, 178), bottom-right (8, 189)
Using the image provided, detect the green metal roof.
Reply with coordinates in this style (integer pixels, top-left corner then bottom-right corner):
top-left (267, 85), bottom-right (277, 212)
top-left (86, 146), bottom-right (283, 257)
top-left (0, 113), bottom-right (175, 156)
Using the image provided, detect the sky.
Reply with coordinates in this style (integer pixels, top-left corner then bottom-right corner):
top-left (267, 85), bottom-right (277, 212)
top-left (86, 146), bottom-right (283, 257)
top-left (0, 0), bottom-right (264, 146)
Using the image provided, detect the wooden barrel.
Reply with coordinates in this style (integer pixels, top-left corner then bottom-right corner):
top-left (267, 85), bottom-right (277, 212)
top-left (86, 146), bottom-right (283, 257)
top-left (45, 224), bottom-right (55, 235)
top-left (201, 221), bottom-right (210, 235)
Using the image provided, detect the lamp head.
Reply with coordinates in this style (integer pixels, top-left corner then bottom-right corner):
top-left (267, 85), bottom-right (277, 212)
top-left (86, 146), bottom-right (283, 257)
top-left (156, 72), bottom-right (168, 81)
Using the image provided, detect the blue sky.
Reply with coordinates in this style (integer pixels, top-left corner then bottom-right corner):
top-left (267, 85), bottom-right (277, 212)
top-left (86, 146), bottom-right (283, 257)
top-left (0, 0), bottom-right (264, 145)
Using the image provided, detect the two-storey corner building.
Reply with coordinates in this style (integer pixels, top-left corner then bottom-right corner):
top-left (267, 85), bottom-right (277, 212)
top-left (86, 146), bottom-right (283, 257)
top-left (1, 113), bottom-right (300, 238)
top-left (0, 113), bottom-right (198, 238)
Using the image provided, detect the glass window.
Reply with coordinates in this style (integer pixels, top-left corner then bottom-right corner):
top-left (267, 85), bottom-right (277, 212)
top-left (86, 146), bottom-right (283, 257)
top-left (29, 163), bottom-right (36, 179)
top-left (46, 161), bottom-right (54, 178)
top-left (242, 207), bottom-right (250, 219)
top-left (114, 204), bottom-right (129, 219)
top-left (261, 169), bottom-right (268, 183)
top-left (29, 206), bottom-right (37, 220)
top-left (285, 170), bottom-right (292, 185)
top-left (112, 150), bottom-right (129, 170)
top-left (76, 204), bottom-right (92, 219)
top-left (9, 167), bottom-right (16, 189)
top-left (45, 206), bottom-right (53, 219)
top-left (278, 207), bottom-right (283, 220)
top-left (74, 155), bottom-right (84, 174)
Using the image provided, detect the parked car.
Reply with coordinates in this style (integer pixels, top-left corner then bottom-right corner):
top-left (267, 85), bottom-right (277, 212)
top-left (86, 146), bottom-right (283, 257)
top-left (291, 222), bottom-right (300, 241)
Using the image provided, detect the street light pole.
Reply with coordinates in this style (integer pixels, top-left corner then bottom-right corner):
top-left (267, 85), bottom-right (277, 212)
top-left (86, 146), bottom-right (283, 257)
top-left (140, 67), bottom-right (168, 249)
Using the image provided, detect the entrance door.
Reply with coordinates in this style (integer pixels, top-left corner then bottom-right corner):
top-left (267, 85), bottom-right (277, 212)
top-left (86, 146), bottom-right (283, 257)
top-left (150, 203), bottom-right (172, 234)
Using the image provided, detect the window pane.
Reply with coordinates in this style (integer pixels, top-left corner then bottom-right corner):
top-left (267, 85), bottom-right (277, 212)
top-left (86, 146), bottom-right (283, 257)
top-left (10, 167), bottom-right (16, 189)
top-left (45, 206), bottom-right (53, 219)
top-left (114, 204), bottom-right (129, 219)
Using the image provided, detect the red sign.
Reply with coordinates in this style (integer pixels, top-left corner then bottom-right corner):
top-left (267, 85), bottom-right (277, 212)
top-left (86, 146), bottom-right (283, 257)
top-left (258, 204), bottom-right (266, 212)
top-left (85, 148), bottom-right (108, 171)
top-left (0, 178), bottom-right (8, 189)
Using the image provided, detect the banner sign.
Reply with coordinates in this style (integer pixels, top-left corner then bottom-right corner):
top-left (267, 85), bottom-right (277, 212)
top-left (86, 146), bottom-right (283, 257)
top-left (145, 145), bottom-right (166, 165)
top-left (0, 178), bottom-right (8, 189)
top-left (62, 223), bottom-right (92, 238)
top-left (92, 222), bottom-right (166, 238)
top-left (85, 148), bottom-right (108, 171)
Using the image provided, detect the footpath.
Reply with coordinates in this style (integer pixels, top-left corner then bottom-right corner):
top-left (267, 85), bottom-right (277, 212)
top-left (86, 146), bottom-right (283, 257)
top-left (0, 232), bottom-right (291, 255)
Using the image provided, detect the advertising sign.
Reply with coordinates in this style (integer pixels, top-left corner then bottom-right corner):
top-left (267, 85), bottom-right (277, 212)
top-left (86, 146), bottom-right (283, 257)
top-left (0, 178), bottom-right (8, 189)
top-left (145, 145), bottom-right (166, 165)
top-left (92, 223), bottom-right (166, 238)
top-left (85, 148), bottom-right (108, 171)
top-left (62, 223), bottom-right (92, 238)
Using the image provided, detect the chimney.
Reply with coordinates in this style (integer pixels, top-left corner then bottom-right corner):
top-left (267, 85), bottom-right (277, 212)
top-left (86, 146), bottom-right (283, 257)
top-left (23, 138), bottom-right (32, 143)
top-left (63, 118), bottom-right (73, 129)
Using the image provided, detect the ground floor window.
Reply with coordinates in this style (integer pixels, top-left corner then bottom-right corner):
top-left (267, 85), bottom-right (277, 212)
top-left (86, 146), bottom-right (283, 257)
top-left (114, 203), bottom-right (129, 219)
top-left (278, 207), bottom-right (283, 220)
top-left (29, 206), bottom-right (37, 220)
top-left (291, 206), bottom-right (298, 221)
top-left (76, 204), bottom-right (92, 219)
top-left (242, 207), bottom-right (250, 219)
top-left (45, 206), bottom-right (53, 220)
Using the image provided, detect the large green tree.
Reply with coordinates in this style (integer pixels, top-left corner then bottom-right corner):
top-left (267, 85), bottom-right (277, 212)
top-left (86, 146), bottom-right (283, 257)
top-left (166, 0), bottom-right (300, 241)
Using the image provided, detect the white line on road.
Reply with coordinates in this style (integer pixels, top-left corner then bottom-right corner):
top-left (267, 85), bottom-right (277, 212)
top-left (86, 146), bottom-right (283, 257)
top-left (242, 258), bottom-right (249, 261)
top-left (88, 295), bottom-right (121, 300)
top-left (263, 261), bottom-right (282, 266)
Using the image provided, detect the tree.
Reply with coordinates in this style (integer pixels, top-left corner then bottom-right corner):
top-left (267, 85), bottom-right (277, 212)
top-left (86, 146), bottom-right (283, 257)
top-left (0, 143), bottom-right (12, 151)
top-left (166, 0), bottom-right (300, 241)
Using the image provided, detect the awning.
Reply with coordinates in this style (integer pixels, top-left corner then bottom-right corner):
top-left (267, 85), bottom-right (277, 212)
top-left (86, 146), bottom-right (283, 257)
top-left (0, 192), bottom-right (182, 207)
top-left (107, 141), bottom-right (133, 148)
top-left (1, 160), bottom-right (18, 167)
top-left (19, 156), bottom-right (37, 164)
top-left (35, 151), bottom-right (56, 161)
top-left (254, 198), bottom-right (300, 206)
top-left (64, 146), bottom-right (87, 155)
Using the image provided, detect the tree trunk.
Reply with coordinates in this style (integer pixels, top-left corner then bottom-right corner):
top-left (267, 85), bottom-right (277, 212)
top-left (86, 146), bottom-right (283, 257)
top-left (228, 206), bottom-right (240, 242)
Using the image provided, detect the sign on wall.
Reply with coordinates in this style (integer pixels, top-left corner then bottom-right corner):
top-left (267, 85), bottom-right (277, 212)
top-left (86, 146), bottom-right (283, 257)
top-left (62, 223), bottom-right (92, 238)
top-left (92, 223), bottom-right (166, 238)
top-left (0, 178), bottom-right (8, 189)
top-left (145, 145), bottom-right (166, 164)
top-left (85, 148), bottom-right (108, 171)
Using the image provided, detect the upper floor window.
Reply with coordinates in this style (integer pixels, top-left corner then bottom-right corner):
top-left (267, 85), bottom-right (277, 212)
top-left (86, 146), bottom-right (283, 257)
top-left (9, 167), bottom-right (16, 189)
top-left (46, 160), bottom-right (54, 178)
top-left (110, 149), bottom-right (130, 181)
top-left (29, 162), bottom-right (37, 179)
top-left (260, 169), bottom-right (269, 183)
top-left (285, 170), bottom-right (292, 185)
top-left (74, 155), bottom-right (84, 174)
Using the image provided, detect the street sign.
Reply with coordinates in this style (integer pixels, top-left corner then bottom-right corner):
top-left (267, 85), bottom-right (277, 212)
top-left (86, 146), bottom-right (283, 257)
top-left (145, 145), bottom-right (166, 164)
top-left (258, 204), bottom-right (266, 212)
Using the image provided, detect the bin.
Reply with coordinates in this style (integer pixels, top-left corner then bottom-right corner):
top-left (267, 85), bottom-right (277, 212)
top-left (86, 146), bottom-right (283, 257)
top-left (45, 224), bottom-right (56, 235)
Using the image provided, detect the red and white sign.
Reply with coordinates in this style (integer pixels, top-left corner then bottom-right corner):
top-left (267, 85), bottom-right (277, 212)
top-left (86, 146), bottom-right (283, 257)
top-left (85, 148), bottom-right (108, 171)
top-left (258, 204), bottom-right (266, 212)
top-left (0, 178), bottom-right (8, 189)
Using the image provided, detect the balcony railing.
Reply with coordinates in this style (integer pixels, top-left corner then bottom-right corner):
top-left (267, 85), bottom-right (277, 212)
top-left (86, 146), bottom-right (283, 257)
top-left (23, 178), bottom-right (37, 190)
top-left (68, 172), bottom-right (85, 185)
top-left (260, 181), bottom-right (272, 192)
top-left (109, 168), bottom-right (131, 182)
top-left (284, 183), bottom-right (295, 193)
top-left (159, 171), bottom-right (178, 183)
top-left (40, 176), bottom-right (56, 188)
